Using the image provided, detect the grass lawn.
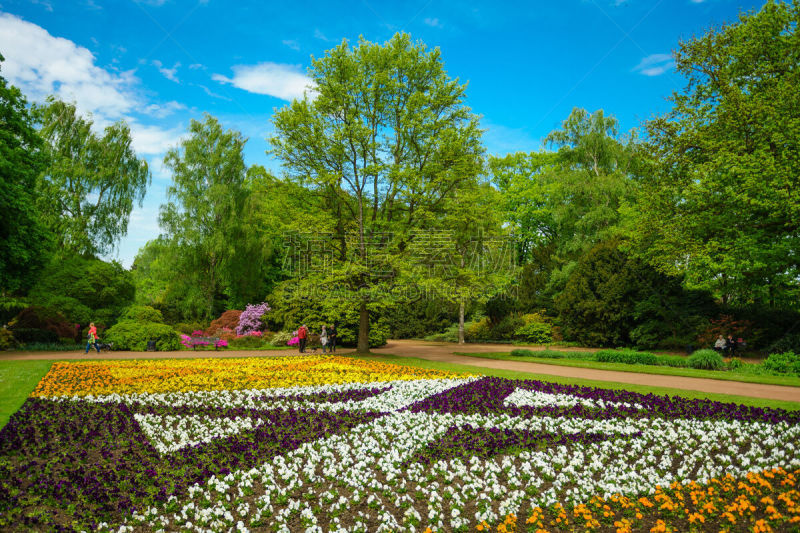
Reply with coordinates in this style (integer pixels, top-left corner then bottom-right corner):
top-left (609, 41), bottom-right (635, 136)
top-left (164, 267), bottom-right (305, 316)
top-left (0, 360), bottom-right (54, 429)
top-left (454, 351), bottom-right (800, 388)
top-left (349, 353), bottom-right (800, 411)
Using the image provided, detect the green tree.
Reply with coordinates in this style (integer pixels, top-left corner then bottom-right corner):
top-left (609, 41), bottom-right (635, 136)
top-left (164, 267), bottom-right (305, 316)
top-left (628, 1), bottom-right (800, 307)
top-left (159, 114), bottom-right (251, 320)
top-left (34, 99), bottom-right (150, 256)
top-left (555, 240), bottom-right (714, 348)
top-left (0, 53), bottom-right (51, 294)
top-left (490, 108), bottom-right (639, 306)
top-left (27, 255), bottom-right (135, 326)
top-left (270, 33), bottom-right (484, 352)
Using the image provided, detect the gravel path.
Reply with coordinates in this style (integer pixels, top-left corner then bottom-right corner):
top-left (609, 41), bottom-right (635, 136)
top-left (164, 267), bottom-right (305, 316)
top-left (3, 339), bottom-right (799, 402)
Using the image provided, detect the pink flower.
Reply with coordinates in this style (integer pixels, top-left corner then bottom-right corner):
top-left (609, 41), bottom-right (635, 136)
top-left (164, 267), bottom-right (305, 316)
top-left (287, 336), bottom-right (299, 346)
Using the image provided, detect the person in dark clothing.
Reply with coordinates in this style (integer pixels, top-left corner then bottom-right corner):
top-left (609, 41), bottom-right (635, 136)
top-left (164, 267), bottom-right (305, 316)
top-left (329, 324), bottom-right (336, 353)
top-left (726, 334), bottom-right (737, 357)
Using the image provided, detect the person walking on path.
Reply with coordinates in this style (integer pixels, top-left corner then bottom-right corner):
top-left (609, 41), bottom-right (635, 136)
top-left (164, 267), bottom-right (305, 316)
top-left (329, 323), bottom-right (336, 353)
top-left (320, 325), bottom-right (328, 354)
top-left (85, 322), bottom-right (100, 354)
top-left (298, 324), bottom-right (308, 353)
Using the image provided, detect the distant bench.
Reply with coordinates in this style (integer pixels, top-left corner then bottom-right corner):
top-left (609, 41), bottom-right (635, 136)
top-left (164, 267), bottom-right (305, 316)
top-left (189, 336), bottom-right (221, 350)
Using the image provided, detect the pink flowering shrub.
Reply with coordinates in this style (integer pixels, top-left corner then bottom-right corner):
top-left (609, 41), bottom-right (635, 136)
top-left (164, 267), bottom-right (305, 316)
top-left (236, 302), bottom-right (271, 336)
top-left (215, 339), bottom-right (228, 349)
top-left (287, 336), bottom-right (299, 346)
top-left (191, 330), bottom-right (204, 337)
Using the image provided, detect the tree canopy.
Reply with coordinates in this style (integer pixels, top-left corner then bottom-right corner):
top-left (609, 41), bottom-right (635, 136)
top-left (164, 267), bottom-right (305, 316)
top-left (34, 99), bottom-right (150, 256)
top-left (628, 0), bottom-right (800, 308)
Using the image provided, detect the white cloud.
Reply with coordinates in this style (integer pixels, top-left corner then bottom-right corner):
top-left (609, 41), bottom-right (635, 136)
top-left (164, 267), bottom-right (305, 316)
top-left (423, 17), bottom-right (443, 28)
top-left (153, 59), bottom-right (180, 82)
top-left (0, 12), bottom-right (139, 121)
top-left (314, 28), bottom-right (330, 41)
top-left (632, 53), bottom-right (675, 76)
top-left (143, 100), bottom-right (186, 119)
top-left (212, 62), bottom-right (314, 101)
top-left (188, 63), bottom-right (204, 70)
top-left (128, 122), bottom-right (185, 155)
top-left (282, 39), bottom-right (300, 50)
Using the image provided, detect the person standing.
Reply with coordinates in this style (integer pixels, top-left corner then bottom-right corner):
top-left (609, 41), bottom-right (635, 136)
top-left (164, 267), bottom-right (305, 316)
top-left (320, 325), bottom-right (328, 354)
top-left (298, 324), bottom-right (308, 353)
top-left (726, 334), bottom-right (737, 357)
top-left (85, 322), bottom-right (100, 354)
top-left (329, 323), bottom-right (337, 353)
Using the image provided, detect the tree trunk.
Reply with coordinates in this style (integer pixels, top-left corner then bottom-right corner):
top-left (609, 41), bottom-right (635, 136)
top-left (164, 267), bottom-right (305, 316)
top-left (458, 299), bottom-right (465, 344)
top-left (357, 301), bottom-right (370, 353)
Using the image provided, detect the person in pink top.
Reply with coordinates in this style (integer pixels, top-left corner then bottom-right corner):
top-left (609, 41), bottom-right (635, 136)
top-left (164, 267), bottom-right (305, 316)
top-left (85, 322), bottom-right (100, 354)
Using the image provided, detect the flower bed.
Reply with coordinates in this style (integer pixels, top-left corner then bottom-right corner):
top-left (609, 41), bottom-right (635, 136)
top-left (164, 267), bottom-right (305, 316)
top-left (1, 355), bottom-right (799, 532)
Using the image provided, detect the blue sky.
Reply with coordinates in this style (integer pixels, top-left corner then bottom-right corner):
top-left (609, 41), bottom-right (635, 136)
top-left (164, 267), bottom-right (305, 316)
top-left (0, 0), bottom-right (766, 267)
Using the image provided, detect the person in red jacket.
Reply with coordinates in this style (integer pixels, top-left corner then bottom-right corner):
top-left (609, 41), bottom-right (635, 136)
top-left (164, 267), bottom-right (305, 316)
top-left (298, 324), bottom-right (308, 353)
top-left (85, 322), bottom-right (100, 354)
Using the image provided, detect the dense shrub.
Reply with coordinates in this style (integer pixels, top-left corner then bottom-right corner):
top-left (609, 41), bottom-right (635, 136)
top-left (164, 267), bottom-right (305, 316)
top-left (228, 335), bottom-right (266, 349)
top-left (514, 321), bottom-right (553, 344)
top-left (424, 324), bottom-right (460, 343)
top-left (10, 306), bottom-right (76, 340)
top-left (270, 330), bottom-right (293, 346)
top-left (174, 322), bottom-right (208, 335)
top-left (121, 305), bottom-right (164, 323)
top-left (0, 328), bottom-right (17, 350)
top-left (382, 298), bottom-right (457, 339)
top-left (510, 348), bottom-right (567, 359)
top-left (727, 357), bottom-right (744, 370)
top-left (767, 334), bottom-right (800, 357)
top-left (104, 320), bottom-right (181, 351)
top-left (207, 310), bottom-right (242, 336)
top-left (491, 315), bottom-right (525, 340)
top-left (595, 349), bottom-right (658, 366)
top-left (465, 317), bottom-right (492, 342)
top-left (687, 349), bottom-right (725, 370)
top-left (763, 352), bottom-right (800, 376)
top-left (27, 256), bottom-right (135, 326)
top-left (12, 328), bottom-right (59, 344)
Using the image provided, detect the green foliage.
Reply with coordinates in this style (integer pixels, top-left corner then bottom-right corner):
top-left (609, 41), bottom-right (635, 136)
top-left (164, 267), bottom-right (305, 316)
top-left (629, 1), bottom-right (800, 306)
top-left (121, 305), bottom-right (164, 324)
top-left (595, 349), bottom-right (658, 366)
top-left (0, 328), bottom-right (17, 350)
top-left (763, 352), bottom-right (800, 376)
top-left (510, 348), bottom-right (567, 359)
top-left (687, 349), bottom-right (726, 371)
top-left (514, 315), bottom-right (553, 344)
top-left (33, 99), bottom-right (149, 256)
top-left (0, 55), bottom-right (51, 294)
top-left (228, 335), bottom-right (266, 349)
top-left (27, 256), bottom-right (134, 327)
top-left (18, 342), bottom-right (79, 352)
top-left (383, 299), bottom-right (458, 339)
top-left (103, 320), bottom-right (181, 351)
top-left (270, 32), bottom-right (485, 352)
top-left (656, 355), bottom-right (690, 368)
top-left (556, 240), bottom-right (716, 348)
top-left (767, 333), bottom-right (800, 356)
top-left (11, 328), bottom-right (59, 344)
top-left (174, 322), bottom-right (207, 335)
top-left (727, 357), bottom-right (744, 371)
top-left (0, 298), bottom-right (28, 326)
top-left (424, 324), bottom-right (461, 343)
top-left (465, 317), bottom-right (492, 342)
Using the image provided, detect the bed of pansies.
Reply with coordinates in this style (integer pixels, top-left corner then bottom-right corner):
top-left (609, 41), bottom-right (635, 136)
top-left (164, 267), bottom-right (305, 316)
top-left (1, 355), bottom-right (799, 532)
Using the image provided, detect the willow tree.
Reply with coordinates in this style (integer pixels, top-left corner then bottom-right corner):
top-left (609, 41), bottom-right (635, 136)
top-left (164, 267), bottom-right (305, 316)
top-left (34, 99), bottom-right (149, 256)
top-left (270, 33), bottom-right (484, 352)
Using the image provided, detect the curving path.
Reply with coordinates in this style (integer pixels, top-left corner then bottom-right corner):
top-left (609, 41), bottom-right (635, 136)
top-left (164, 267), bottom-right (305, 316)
top-left (2, 339), bottom-right (799, 402)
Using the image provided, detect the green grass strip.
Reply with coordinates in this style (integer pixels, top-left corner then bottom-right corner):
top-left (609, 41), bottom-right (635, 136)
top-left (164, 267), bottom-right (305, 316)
top-left (346, 353), bottom-right (800, 411)
top-left (0, 360), bottom-right (54, 430)
top-left (455, 351), bottom-right (800, 388)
